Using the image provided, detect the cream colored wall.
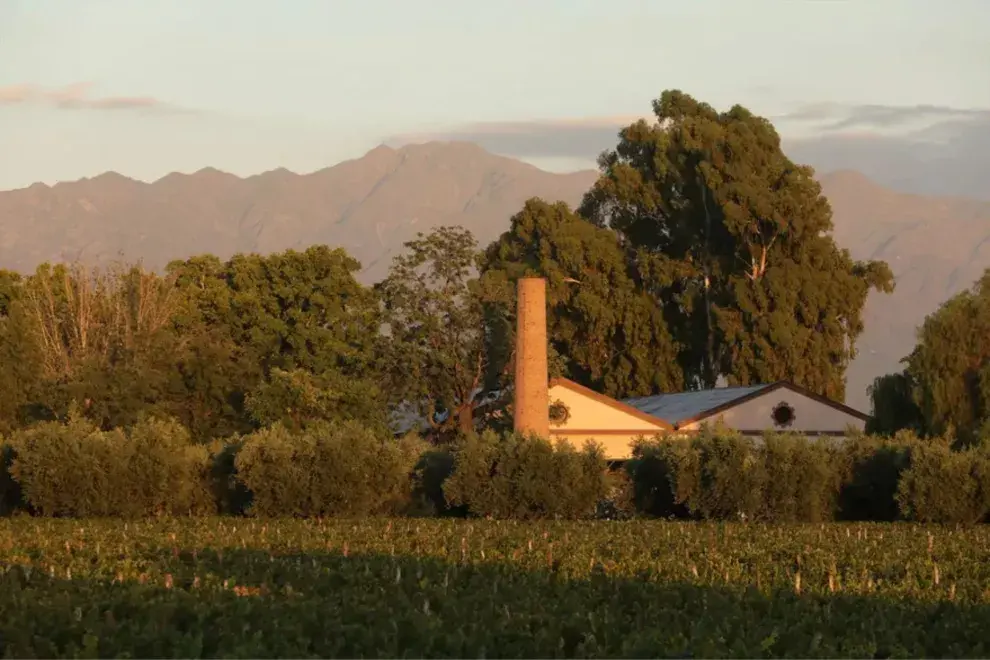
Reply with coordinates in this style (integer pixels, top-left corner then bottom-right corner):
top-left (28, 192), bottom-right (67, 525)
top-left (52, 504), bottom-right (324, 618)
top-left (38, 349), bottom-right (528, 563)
top-left (679, 388), bottom-right (866, 433)
top-left (549, 432), bottom-right (661, 461)
top-left (548, 383), bottom-right (666, 432)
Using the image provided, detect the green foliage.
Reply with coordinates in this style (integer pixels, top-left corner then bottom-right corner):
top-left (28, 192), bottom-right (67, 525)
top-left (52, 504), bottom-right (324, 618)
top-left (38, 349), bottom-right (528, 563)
top-left (2, 519), bottom-right (990, 657)
top-left (7, 413), bottom-right (213, 517)
top-left (166, 246), bottom-right (386, 440)
top-left (377, 226), bottom-right (489, 437)
top-left (234, 421), bottom-right (427, 517)
top-left (206, 437), bottom-right (251, 516)
top-left (625, 437), bottom-right (689, 518)
top-left (836, 433), bottom-right (914, 521)
top-left (629, 429), bottom-right (846, 523)
top-left (900, 269), bottom-right (990, 444)
top-left (897, 441), bottom-right (990, 524)
top-left (759, 433), bottom-right (842, 523)
top-left (244, 367), bottom-right (386, 433)
top-left (597, 467), bottom-right (636, 520)
top-left (578, 90), bottom-right (892, 399)
top-left (11, 262), bottom-right (182, 430)
top-left (674, 429), bottom-right (767, 520)
top-left (409, 448), bottom-right (464, 517)
top-left (480, 199), bottom-right (683, 399)
top-left (0, 270), bottom-right (42, 435)
top-left (443, 430), bottom-right (608, 519)
top-left (867, 372), bottom-right (924, 436)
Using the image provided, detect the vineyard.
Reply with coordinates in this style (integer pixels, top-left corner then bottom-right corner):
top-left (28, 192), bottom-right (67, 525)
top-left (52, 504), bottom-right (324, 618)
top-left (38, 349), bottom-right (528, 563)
top-left (1, 519), bottom-right (989, 657)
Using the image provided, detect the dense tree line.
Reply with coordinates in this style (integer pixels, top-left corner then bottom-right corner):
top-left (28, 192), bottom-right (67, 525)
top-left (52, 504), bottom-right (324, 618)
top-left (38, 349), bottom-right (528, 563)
top-left (0, 90), bottom-right (911, 443)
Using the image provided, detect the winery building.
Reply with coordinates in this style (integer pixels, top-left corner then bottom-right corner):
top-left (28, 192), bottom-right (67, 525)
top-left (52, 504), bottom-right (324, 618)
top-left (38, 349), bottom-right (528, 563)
top-left (547, 377), bottom-right (870, 460)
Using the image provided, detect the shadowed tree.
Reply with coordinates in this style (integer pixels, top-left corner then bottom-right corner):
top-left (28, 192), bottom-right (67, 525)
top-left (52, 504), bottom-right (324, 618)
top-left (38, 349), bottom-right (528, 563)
top-left (866, 371), bottom-right (924, 436)
top-left (579, 90), bottom-right (893, 400)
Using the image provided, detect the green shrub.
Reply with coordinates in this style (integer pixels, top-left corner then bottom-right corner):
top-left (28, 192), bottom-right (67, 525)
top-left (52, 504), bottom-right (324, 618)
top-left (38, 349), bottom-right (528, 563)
top-left (625, 436), bottom-right (690, 518)
top-left (629, 430), bottom-right (842, 522)
top-left (409, 448), bottom-right (464, 517)
top-left (837, 433), bottom-right (913, 521)
top-left (674, 428), bottom-right (765, 520)
top-left (443, 430), bottom-right (607, 519)
top-left (234, 421), bottom-right (427, 517)
top-left (759, 433), bottom-right (842, 522)
top-left (8, 415), bottom-right (213, 517)
top-left (207, 437), bottom-right (252, 516)
top-left (896, 440), bottom-right (990, 524)
top-left (597, 467), bottom-right (636, 520)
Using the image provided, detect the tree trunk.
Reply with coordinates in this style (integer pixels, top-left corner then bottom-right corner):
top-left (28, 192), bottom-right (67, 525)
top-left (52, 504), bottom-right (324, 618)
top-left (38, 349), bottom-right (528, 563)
top-left (457, 404), bottom-right (474, 434)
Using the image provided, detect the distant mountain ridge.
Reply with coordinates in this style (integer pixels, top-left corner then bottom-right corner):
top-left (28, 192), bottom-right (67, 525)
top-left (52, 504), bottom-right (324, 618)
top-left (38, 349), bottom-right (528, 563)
top-left (3, 141), bottom-right (990, 412)
top-left (0, 141), bottom-right (597, 284)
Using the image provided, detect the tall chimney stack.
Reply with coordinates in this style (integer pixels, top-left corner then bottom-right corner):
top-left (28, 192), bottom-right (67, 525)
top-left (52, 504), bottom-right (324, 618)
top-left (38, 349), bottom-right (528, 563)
top-left (514, 277), bottom-right (549, 437)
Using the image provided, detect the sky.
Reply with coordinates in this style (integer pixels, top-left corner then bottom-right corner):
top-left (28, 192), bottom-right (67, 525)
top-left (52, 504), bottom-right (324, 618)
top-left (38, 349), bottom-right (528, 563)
top-left (1, 0), bottom-right (989, 190)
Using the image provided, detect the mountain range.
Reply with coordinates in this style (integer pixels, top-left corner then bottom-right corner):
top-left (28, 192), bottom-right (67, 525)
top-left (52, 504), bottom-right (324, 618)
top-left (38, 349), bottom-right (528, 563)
top-left (2, 141), bottom-right (989, 413)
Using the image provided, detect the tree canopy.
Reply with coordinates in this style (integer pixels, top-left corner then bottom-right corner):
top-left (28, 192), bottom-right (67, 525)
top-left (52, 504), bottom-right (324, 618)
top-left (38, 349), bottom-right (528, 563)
top-left (578, 90), bottom-right (893, 400)
top-left (480, 198), bottom-right (682, 399)
top-left (871, 269), bottom-right (990, 445)
top-left (376, 226), bottom-right (489, 436)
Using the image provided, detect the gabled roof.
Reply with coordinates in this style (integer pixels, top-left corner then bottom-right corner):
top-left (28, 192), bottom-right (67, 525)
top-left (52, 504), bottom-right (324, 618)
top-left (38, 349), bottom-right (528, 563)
top-left (623, 384), bottom-right (766, 427)
top-left (621, 380), bottom-right (870, 429)
top-left (549, 378), bottom-right (673, 429)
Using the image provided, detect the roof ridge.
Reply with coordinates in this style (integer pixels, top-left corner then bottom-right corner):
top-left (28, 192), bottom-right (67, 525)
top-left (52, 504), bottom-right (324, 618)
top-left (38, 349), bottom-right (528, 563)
top-left (622, 382), bottom-right (770, 401)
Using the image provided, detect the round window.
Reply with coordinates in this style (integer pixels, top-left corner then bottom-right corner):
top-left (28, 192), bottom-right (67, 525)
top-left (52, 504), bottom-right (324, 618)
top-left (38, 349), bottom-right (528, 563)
top-left (771, 401), bottom-right (796, 428)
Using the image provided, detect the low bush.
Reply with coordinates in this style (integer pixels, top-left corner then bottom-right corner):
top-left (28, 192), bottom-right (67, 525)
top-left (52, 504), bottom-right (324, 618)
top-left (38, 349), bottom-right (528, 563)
top-left (759, 433), bottom-right (842, 522)
top-left (443, 430), bottom-right (608, 519)
top-left (675, 430), bottom-right (765, 520)
top-left (7, 414), bottom-right (212, 517)
top-left (625, 436), bottom-right (690, 518)
top-left (206, 437), bottom-right (252, 516)
top-left (597, 467), bottom-right (636, 520)
top-left (234, 421), bottom-right (426, 517)
top-left (628, 428), bottom-right (842, 522)
top-left (409, 448), bottom-right (463, 517)
top-left (897, 440), bottom-right (990, 524)
top-left (837, 433), bottom-right (914, 521)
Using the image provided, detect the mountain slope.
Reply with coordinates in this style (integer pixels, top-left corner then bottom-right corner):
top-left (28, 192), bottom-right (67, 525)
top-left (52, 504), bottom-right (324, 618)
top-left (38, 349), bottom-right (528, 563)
top-left (2, 142), bottom-right (989, 412)
top-left (819, 170), bottom-right (990, 408)
top-left (0, 141), bottom-right (597, 284)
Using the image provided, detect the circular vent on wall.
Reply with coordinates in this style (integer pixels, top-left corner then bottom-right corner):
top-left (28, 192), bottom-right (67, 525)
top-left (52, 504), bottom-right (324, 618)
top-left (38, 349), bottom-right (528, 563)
top-left (771, 401), bottom-right (796, 428)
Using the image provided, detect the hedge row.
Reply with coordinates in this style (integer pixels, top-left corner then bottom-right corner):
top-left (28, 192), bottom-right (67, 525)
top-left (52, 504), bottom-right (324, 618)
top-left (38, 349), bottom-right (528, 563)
top-left (0, 416), bottom-right (608, 519)
top-left (2, 416), bottom-right (989, 523)
top-left (627, 429), bottom-right (990, 524)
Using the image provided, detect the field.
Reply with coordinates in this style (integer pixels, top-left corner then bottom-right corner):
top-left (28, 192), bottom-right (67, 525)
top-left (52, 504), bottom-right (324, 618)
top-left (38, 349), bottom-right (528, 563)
top-left (1, 519), bottom-right (989, 658)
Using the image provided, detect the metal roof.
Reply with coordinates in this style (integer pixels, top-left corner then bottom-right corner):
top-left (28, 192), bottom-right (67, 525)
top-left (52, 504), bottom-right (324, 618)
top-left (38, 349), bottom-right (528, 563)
top-left (622, 384), bottom-right (770, 426)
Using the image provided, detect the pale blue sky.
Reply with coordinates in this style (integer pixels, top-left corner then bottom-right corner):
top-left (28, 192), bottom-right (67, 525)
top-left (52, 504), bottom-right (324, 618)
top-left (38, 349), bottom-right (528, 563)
top-left (1, 0), bottom-right (988, 189)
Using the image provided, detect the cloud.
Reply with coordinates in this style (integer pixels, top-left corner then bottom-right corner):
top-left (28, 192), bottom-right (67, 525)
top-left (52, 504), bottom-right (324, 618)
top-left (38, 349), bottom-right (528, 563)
top-left (0, 82), bottom-right (196, 115)
top-left (390, 115), bottom-right (646, 162)
top-left (393, 102), bottom-right (990, 202)
top-left (779, 102), bottom-right (990, 134)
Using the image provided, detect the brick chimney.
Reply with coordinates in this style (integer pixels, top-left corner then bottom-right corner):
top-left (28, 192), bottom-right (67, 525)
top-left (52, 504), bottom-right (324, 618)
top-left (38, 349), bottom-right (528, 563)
top-left (513, 277), bottom-right (549, 437)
